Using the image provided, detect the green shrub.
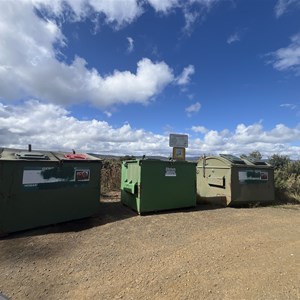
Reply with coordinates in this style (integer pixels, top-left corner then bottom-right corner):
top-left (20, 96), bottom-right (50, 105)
top-left (269, 155), bottom-right (300, 204)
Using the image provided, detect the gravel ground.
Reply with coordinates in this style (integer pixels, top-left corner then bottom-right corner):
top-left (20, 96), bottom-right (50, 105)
top-left (0, 192), bottom-right (299, 300)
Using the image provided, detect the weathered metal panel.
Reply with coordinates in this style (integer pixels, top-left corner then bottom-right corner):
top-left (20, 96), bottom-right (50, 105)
top-left (0, 148), bottom-right (102, 235)
top-left (121, 159), bottom-right (196, 214)
top-left (197, 155), bottom-right (275, 206)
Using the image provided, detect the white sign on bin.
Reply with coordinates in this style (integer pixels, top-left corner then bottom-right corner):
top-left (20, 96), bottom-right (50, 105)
top-left (169, 134), bottom-right (188, 148)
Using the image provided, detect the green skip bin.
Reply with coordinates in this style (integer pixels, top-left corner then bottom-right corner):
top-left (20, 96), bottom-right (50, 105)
top-left (121, 159), bottom-right (197, 214)
top-left (0, 147), bottom-right (102, 235)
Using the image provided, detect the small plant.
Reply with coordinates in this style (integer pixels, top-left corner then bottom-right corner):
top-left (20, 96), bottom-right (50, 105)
top-left (268, 155), bottom-right (300, 204)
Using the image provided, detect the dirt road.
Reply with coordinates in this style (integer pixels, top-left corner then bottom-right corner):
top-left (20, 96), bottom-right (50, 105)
top-left (0, 193), bottom-right (299, 299)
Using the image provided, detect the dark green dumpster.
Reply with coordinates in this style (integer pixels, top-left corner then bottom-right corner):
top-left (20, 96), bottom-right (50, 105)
top-left (0, 147), bottom-right (102, 235)
top-left (121, 159), bottom-right (196, 214)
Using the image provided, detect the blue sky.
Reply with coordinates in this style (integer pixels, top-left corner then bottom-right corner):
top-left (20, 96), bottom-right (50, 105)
top-left (0, 0), bottom-right (300, 158)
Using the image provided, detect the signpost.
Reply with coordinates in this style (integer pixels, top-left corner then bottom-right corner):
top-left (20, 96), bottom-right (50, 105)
top-left (169, 134), bottom-right (188, 160)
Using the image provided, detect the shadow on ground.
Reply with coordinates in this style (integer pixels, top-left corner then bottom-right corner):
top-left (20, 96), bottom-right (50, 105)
top-left (5, 191), bottom-right (290, 239)
top-left (3, 192), bottom-right (136, 239)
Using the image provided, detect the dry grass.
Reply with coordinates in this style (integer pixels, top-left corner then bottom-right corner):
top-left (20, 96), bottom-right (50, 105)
top-left (100, 159), bottom-right (121, 194)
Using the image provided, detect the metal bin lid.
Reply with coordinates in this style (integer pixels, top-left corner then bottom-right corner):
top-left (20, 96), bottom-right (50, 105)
top-left (219, 154), bottom-right (246, 165)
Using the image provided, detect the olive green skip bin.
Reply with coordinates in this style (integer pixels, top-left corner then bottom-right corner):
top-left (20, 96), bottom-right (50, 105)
top-left (196, 154), bottom-right (275, 206)
top-left (121, 159), bottom-right (196, 214)
top-left (0, 148), bottom-right (102, 235)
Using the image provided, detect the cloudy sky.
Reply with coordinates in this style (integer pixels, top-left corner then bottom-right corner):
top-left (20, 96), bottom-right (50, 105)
top-left (0, 0), bottom-right (300, 158)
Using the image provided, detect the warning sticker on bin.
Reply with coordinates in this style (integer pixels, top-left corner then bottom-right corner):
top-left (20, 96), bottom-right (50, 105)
top-left (238, 170), bottom-right (268, 183)
top-left (22, 167), bottom-right (90, 189)
top-left (75, 169), bottom-right (90, 181)
top-left (165, 167), bottom-right (176, 177)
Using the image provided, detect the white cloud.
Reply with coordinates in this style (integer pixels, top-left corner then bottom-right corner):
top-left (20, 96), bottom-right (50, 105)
top-left (1, 101), bottom-right (300, 158)
top-left (127, 37), bottom-right (134, 53)
top-left (0, 100), bottom-right (169, 156)
top-left (32, 0), bottom-right (144, 27)
top-left (147, 0), bottom-right (179, 12)
top-left (227, 32), bottom-right (240, 44)
top-left (0, 1), bottom-right (178, 108)
top-left (104, 111), bottom-right (112, 118)
top-left (274, 0), bottom-right (300, 18)
top-left (31, 0), bottom-right (222, 32)
top-left (182, 0), bottom-right (222, 33)
top-left (190, 0), bottom-right (220, 8)
top-left (189, 122), bottom-right (300, 158)
top-left (203, 131), bottom-right (219, 145)
top-left (176, 65), bottom-right (195, 85)
top-left (227, 28), bottom-right (248, 45)
top-left (280, 103), bottom-right (297, 110)
top-left (268, 33), bottom-right (300, 75)
top-left (92, 58), bottom-right (174, 106)
top-left (186, 102), bottom-right (201, 117)
top-left (146, 0), bottom-right (221, 21)
top-left (0, 0), bottom-right (222, 108)
top-left (191, 126), bottom-right (208, 134)
top-left (182, 9), bottom-right (200, 34)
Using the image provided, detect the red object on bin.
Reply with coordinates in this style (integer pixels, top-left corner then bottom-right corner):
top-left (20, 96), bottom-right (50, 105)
top-left (64, 153), bottom-right (87, 160)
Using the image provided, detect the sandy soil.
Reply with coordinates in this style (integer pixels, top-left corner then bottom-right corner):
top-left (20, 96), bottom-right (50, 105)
top-left (0, 192), bottom-right (299, 300)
